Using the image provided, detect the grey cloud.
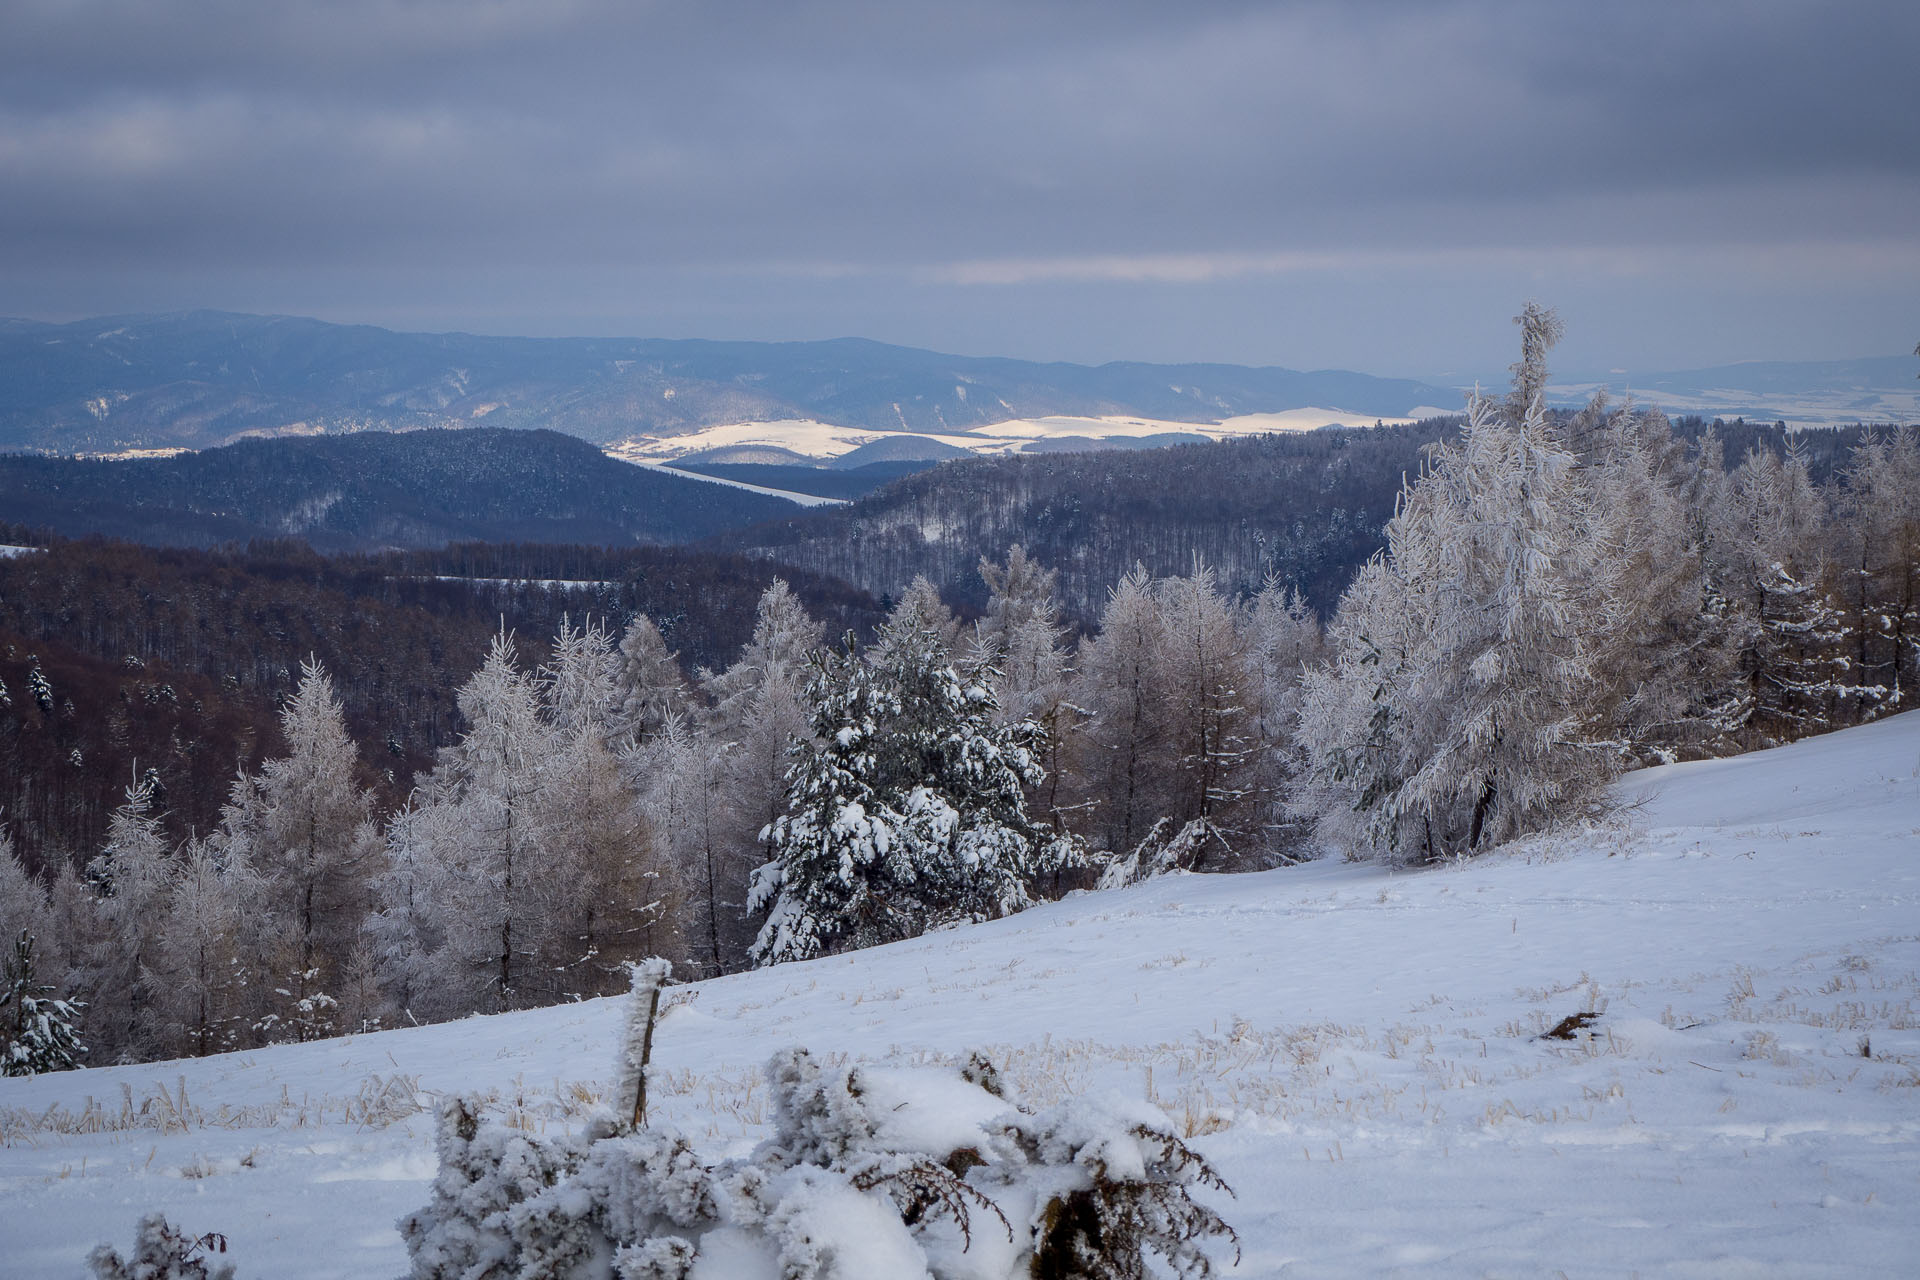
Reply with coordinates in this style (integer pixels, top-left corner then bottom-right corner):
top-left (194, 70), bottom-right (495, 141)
top-left (0, 0), bottom-right (1914, 368)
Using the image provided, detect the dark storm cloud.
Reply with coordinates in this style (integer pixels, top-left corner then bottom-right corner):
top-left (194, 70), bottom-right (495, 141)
top-left (2, 0), bottom-right (1914, 367)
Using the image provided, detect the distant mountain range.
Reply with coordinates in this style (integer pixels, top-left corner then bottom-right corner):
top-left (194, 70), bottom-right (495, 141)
top-left (1, 312), bottom-right (1909, 458)
top-left (0, 311), bottom-right (1451, 455)
top-left (0, 428), bottom-right (800, 550)
top-left (1547, 356), bottom-right (1919, 428)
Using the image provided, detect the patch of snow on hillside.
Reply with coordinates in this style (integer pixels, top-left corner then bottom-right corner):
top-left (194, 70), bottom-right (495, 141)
top-left (605, 407), bottom-right (1415, 466)
top-left (4, 714), bottom-right (1919, 1276)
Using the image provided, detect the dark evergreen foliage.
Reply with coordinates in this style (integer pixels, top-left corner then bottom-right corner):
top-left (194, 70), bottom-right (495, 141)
top-left (2, 929), bottom-right (85, 1076)
top-left (0, 428), bottom-right (799, 550)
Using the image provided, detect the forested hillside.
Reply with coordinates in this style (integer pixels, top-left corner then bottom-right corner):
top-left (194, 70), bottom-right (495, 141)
top-left (716, 414), bottom-right (1870, 620)
top-left (0, 538), bottom-right (882, 872)
top-left (0, 428), bottom-right (799, 550)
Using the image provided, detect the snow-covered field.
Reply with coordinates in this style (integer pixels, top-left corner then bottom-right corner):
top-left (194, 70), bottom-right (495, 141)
top-left (606, 408), bottom-right (1416, 467)
top-left (5, 715), bottom-right (1919, 1276)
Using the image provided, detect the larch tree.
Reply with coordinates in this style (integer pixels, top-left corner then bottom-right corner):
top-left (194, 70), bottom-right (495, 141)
top-left (216, 658), bottom-right (381, 1042)
top-left (1241, 579), bottom-right (1326, 853)
top-left (0, 827), bottom-right (54, 968)
top-left (1154, 560), bottom-right (1255, 845)
top-left (81, 776), bottom-right (176, 1060)
top-left (145, 838), bottom-right (253, 1058)
top-left (700, 579), bottom-right (822, 972)
top-left (1831, 427), bottom-right (1920, 716)
top-left (1066, 565), bottom-right (1173, 856)
top-left (414, 631), bottom-right (565, 1012)
top-left (968, 546), bottom-right (1075, 829)
top-left (1295, 305), bottom-right (1609, 860)
top-left (1574, 400), bottom-right (1729, 763)
top-left (613, 615), bottom-right (691, 744)
top-left (1705, 441), bottom-right (1851, 747)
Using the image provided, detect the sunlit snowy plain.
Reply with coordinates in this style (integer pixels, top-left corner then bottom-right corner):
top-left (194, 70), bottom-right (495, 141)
top-left (4, 714), bottom-right (1918, 1276)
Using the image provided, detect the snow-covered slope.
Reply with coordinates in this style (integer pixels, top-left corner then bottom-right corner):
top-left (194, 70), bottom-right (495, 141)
top-left (6, 716), bottom-right (1919, 1276)
top-left (604, 407), bottom-right (1412, 467)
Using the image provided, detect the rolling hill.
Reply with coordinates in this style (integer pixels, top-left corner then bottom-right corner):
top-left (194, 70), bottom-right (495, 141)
top-left (0, 427), bottom-right (802, 550)
top-left (3, 710), bottom-right (1915, 1275)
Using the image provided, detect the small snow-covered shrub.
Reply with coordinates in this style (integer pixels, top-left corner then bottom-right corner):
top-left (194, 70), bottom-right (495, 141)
top-left (1095, 818), bottom-right (1234, 891)
top-left (400, 1045), bottom-right (1238, 1279)
top-left (87, 1214), bottom-right (235, 1280)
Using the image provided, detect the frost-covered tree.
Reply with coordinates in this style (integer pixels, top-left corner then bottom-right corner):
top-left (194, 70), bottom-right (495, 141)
top-left (969, 547), bottom-right (1075, 827)
top-left (1068, 566), bottom-right (1173, 856)
top-left (1296, 306), bottom-right (1609, 860)
top-left (1573, 400), bottom-right (1729, 762)
top-left (543, 617), bottom-right (678, 991)
top-left (408, 631), bottom-right (566, 1012)
top-left (556, 718), bottom-right (674, 992)
top-left (81, 775), bottom-right (175, 1059)
top-left (750, 612), bottom-right (1054, 966)
top-left (1241, 579), bottom-right (1325, 852)
top-left (368, 796), bottom-right (459, 1024)
top-left (215, 659), bottom-right (380, 1040)
top-left (630, 713), bottom-right (722, 973)
top-left (698, 579), bottom-right (822, 971)
top-left (87, 1214), bottom-right (235, 1280)
top-left (0, 826), bottom-right (54, 967)
top-left (1831, 427), bottom-right (1920, 715)
top-left (544, 615), bottom-right (625, 742)
top-left (614, 614), bottom-right (690, 744)
top-left (1155, 561), bottom-right (1254, 840)
top-left (2, 929), bottom-right (85, 1075)
top-left (1704, 440), bottom-right (1853, 746)
top-left (146, 839), bottom-right (254, 1058)
top-left (868, 573), bottom-right (961, 670)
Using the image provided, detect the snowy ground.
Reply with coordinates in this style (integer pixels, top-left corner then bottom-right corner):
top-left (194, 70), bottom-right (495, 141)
top-left (5, 715), bottom-right (1919, 1276)
top-left (604, 407), bottom-right (1416, 467)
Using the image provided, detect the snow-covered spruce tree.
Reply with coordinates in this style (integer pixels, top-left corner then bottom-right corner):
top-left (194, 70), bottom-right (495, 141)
top-left (3, 926), bottom-right (84, 1075)
top-left (216, 658), bottom-right (381, 1042)
top-left (750, 612), bottom-right (1056, 966)
top-left (3, 928), bottom-right (85, 1075)
top-left (1295, 306), bottom-right (1608, 860)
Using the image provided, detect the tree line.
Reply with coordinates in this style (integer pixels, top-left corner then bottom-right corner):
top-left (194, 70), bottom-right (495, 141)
top-left (5, 312), bottom-right (1916, 1068)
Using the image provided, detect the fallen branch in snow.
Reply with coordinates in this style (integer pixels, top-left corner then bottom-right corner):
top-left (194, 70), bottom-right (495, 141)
top-left (1539, 1012), bottom-right (1601, 1041)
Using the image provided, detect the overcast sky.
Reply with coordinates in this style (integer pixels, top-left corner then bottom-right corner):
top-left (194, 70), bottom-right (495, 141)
top-left (2, 0), bottom-right (1915, 376)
